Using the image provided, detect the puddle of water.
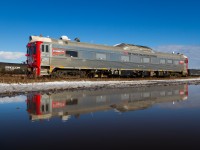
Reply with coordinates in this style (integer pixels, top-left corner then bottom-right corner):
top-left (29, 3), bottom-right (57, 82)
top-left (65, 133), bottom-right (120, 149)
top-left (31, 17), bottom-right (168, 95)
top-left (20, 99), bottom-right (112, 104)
top-left (1, 84), bottom-right (200, 149)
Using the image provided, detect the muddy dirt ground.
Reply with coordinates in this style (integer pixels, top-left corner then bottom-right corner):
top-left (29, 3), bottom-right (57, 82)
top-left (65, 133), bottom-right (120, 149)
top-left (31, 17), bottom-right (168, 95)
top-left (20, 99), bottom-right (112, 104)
top-left (0, 74), bottom-right (199, 83)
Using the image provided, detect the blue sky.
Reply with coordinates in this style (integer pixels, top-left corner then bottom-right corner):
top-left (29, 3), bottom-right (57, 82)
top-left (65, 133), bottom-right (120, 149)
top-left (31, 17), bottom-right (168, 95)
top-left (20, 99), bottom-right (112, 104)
top-left (0, 0), bottom-right (200, 65)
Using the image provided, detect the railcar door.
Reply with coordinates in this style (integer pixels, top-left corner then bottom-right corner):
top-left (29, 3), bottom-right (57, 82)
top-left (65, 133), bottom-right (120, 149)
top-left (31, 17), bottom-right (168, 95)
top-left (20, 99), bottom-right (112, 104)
top-left (41, 44), bottom-right (50, 66)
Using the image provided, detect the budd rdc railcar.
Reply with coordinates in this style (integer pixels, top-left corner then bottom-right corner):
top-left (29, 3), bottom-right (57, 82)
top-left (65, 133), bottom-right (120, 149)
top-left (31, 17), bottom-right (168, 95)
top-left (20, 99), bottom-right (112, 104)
top-left (26, 35), bottom-right (188, 78)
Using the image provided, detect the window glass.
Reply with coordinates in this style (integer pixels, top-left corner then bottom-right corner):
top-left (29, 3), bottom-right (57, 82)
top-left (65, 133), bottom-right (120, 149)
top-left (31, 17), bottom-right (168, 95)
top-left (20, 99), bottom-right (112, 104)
top-left (66, 51), bottom-right (78, 57)
top-left (143, 92), bottom-right (150, 97)
top-left (151, 57), bottom-right (159, 64)
top-left (33, 47), bottom-right (36, 54)
top-left (79, 51), bottom-right (94, 59)
top-left (27, 48), bottom-right (29, 55)
top-left (174, 60), bottom-right (179, 65)
top-left (42, 45), bottom-right (45, 52)
top-left (96, 53), bottom-right (106, 60)
top-left (42, 105), bottom-right (44, 112)
top-left (110, 54), bottom-right (119, 61)
top-left (167, 91), bottom-right (172, 95)
top-left (131, 55), bottom-right (140, 63)
top-left (46, 104), bottom-right (49, 112)
top-left (167, 59), bottom-right (173, 64)
top-left (160, 91), bottom-right (166, 96)
top-left (143, 57), bottom-right (150, 63)
top-left (46, 45), bottom-right (49, 52)
top-left (29, 48), bottom-right (32, 55)
top-left (30, 46), bottom-right (36, 54)
top-left (160, 59), bottom-right (166, 64)
top-left (121, 56), bottom-right (129, 62)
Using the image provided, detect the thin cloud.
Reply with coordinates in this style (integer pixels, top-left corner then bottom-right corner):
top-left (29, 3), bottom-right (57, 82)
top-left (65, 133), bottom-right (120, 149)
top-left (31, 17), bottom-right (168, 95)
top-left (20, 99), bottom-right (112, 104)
top-left (0, 51), bottom-right (25, 60)
top-left (154, 45), bottom-right (200, 53)
top-left (0, 95), bottom-right (26, 104)
top-left (154, 45), bottom-right (200, 69)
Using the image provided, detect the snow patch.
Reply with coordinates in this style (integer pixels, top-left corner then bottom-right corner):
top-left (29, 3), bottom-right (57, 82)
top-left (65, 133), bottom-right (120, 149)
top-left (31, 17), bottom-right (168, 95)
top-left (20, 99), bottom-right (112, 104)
top-left (1, 78), bottom-right (200, 95)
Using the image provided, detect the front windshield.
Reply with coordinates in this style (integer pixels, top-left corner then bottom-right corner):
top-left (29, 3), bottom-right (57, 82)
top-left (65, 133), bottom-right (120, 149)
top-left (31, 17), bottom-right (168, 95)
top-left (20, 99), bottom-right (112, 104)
top-left (27, 45), bottom-right (36, 55)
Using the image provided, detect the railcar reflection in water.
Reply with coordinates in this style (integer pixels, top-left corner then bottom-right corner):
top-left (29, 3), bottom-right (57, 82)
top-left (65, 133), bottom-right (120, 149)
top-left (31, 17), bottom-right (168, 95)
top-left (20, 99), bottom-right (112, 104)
top-left (27, 84), bottom-right (188, 121)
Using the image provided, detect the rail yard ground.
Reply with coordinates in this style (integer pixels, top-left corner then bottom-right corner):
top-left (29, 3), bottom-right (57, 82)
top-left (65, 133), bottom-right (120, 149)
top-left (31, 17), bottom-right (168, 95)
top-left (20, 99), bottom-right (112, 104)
top-left (0, 75), bottom-right (200, 97)
top-left (0, 74), bottom-right (200, 84)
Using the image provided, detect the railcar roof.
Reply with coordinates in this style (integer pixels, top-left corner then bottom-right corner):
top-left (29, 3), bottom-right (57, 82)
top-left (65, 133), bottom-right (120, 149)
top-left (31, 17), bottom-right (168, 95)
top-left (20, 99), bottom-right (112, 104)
top-left (29, 36), bottom-right (154, 53)
top-left (29, 35), bottom-right (185, 58)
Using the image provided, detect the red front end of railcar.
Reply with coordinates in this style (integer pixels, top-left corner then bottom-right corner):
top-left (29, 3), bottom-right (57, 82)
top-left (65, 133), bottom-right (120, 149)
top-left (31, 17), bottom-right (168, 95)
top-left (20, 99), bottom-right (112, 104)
top-left (26, 41), bottom-right (42, 77)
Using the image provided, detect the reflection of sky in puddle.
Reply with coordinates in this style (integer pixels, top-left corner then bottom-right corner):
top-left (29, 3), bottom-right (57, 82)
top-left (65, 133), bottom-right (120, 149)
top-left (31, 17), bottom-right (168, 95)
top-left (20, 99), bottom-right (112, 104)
top-left (1, 84), bottom-right (200, 149)
top-left (0, 95), bottom-right (26, 104)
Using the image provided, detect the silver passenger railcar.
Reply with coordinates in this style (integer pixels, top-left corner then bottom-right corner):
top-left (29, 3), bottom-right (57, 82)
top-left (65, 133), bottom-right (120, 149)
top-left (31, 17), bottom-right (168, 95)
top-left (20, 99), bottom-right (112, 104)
top-left (26, 35), bottom-right (188, 77)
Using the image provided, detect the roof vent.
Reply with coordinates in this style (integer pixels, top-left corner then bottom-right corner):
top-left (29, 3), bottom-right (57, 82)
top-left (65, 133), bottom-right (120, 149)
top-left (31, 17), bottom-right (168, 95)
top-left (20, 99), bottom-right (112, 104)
top-left (60, 35), bottom-right (71, 41)
top-left (74, 37), bottom-right (80, 42)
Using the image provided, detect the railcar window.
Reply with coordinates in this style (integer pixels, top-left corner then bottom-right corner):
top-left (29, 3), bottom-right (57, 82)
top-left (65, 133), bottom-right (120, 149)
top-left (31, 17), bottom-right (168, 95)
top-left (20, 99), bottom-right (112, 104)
top-left (79, 51), bottom-right (94, 59)
top-left (28, 48), bottom-right (31, 55)
top-left (31, 46), bottom-right (36, 54)
top-left (110, 54), bottom-right (120, 61)
top-left (167, 59), bottom-right (173, 64)
top-left (96, 53), bottom-right (106, 60)
top-left (143, 92), bottom-right (150, 97)
top-left (174, 90), bottom-right (179, 94)
top-left (167, 91), bottom-right (173, 96)
top-left (27, 48), bottom-right (29, 55)
top-left (66, 51), bottom-right (78, 57)
top-left (46, 45), bottom-right (49, 52)
top-left (151, 57), bottom-right (159, 64)
top-left (160, 59), bottom-right (166, 64)
top-left (121, 56), bottom-right (129, 62)
top-left (174, 60), bottom-right (179, 65)
top-left (106, 53), bottom-right (110, 60)
top-left (131, 55), bottom-right (140, 63)
top-left (46, 104), bottom-right (49, 112)
top-left (143, 57), bottom-right (150, 63)
top-left (33, 47), bottom-right (36, 54)
top-left (42, 45), bottom-right (45, 52)
top-left (42, 105), bottom-right (44, 112)
top-left (160, 91), bottom-right (166, 96)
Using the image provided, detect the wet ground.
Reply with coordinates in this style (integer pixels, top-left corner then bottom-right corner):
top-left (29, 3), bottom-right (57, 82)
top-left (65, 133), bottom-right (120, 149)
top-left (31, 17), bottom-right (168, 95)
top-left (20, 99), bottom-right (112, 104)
top-left (0, 74), bottom-right (199, 83)
top-left (1, 76), bottom-right (200, 97)
top-left (0, 83), bottom-right (200, 149)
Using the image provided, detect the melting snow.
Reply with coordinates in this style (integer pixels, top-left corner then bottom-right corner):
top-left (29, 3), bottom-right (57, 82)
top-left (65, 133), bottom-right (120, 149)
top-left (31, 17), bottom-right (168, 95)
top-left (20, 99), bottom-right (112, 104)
top-left (1, 78), bottom-right (200, 95)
